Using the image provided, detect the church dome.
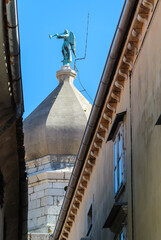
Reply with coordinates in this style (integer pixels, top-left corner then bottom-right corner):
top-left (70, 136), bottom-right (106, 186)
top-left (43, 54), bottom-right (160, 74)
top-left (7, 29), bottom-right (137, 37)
top-left (24, 65), bottom-right (91, 161)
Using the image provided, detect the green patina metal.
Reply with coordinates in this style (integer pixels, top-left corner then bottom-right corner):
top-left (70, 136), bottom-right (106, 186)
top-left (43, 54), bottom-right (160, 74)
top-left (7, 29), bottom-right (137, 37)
top-left (49, 29), bottom-right (76, 65)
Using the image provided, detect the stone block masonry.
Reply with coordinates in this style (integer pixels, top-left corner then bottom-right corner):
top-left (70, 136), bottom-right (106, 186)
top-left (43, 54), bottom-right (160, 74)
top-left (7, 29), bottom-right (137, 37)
top-left (28, 233), bottom-right (50, 240)
top-left (27, 155), bottom-right (76, 235)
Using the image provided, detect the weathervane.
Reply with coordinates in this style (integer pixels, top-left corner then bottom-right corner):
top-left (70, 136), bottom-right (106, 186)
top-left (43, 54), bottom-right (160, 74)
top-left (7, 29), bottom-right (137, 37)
top-left (49, 29), bottom-right (76, 66)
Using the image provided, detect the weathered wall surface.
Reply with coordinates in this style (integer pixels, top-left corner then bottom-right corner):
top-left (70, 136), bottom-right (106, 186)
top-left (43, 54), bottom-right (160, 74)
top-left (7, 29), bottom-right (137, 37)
top-left (131, 1), bottom-right (161, 239)
top-left (27, 155), bottom-right (75, 236)
top-left (0, 124), bottom-right (20, 240)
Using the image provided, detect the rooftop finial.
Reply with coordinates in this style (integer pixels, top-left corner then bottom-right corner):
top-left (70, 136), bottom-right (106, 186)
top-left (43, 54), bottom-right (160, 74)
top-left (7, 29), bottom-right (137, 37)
top-left (49, 29), bottom-right (76, 66)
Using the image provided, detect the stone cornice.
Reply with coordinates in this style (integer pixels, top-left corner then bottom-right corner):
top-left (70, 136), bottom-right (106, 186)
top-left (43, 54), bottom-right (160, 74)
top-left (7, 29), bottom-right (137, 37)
top-left (28, 170), bottom-right (73, 185)
top-left (26, 155), bottom-right (76, 169)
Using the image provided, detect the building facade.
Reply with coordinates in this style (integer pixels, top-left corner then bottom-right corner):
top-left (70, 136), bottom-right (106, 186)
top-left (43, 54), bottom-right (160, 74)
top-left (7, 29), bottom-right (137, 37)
top-left (53, 0), bottom-right (161, 239)
top-left (0, 0), bottom-right (27, 240)
top-left (24, 65), bottom-right (91, 239)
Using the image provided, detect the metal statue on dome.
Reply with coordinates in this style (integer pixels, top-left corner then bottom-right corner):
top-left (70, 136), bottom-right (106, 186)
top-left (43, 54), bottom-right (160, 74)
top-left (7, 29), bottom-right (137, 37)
top-left (49, 29), bottom-right (76, 65)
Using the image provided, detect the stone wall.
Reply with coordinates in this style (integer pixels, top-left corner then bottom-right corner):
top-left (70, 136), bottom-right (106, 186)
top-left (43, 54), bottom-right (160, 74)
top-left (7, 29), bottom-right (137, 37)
top-left (26, 155), bottom-right (75, 236)
top-left (27, 233), bottom-right (51, 240)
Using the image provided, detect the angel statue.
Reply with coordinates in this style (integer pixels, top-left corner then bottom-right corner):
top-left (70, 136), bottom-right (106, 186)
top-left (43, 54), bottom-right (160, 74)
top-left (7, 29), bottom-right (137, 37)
top-left (49, 29), bottom-right (76, 65)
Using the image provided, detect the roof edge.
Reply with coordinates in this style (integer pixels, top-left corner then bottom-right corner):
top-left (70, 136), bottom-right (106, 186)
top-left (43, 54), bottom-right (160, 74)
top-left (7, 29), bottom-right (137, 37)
top-left (5, 0), bottom-right (24, 115)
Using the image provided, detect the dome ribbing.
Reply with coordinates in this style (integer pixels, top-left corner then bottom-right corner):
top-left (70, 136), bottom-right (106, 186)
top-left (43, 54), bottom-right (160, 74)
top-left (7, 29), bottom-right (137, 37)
top-left (24, 65), bottom-right (91, 161)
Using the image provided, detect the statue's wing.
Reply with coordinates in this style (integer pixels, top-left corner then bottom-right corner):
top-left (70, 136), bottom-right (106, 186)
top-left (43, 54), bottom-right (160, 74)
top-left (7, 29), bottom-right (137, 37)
top-left (69, 32), bottom-right (76, 57)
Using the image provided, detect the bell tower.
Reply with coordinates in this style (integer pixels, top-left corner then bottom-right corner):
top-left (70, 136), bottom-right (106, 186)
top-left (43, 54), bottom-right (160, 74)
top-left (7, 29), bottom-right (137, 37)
top-left (24, 64), bottom-right (91, 240)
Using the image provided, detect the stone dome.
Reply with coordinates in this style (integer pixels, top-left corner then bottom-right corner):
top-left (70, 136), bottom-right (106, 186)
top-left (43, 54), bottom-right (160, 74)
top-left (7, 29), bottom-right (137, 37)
top-left (24, 65), bottom-right (91, 161)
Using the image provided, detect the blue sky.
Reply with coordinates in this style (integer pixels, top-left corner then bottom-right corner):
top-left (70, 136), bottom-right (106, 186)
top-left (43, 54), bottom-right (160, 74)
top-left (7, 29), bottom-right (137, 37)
top-left (17, 0), bottom-right (124, 119)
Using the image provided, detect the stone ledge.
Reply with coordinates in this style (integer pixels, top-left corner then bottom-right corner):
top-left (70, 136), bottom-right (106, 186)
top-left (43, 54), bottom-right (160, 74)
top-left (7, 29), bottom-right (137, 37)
top-left (28, 233), bottom-right (50, 240)
top-left (28, 170), bottom-right (72, 184)
top-left (26, 155), bottom-right (76, 170)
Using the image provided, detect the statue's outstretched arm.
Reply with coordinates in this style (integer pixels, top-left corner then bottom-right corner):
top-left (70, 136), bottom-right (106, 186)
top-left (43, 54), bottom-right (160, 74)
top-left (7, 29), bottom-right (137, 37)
top-left (49, 34), bottom-right (58, 39)
top-left (49, 33), bottom-right (68, 39)
top-left (56, 33), bottom-right (69, 39)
